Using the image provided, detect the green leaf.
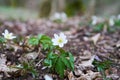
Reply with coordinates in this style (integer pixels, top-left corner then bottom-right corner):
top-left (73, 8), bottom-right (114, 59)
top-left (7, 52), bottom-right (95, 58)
top-left (47, 52), bottom-right (57, 59)
top-left (22, 62), bottom-right (30, 69)
top-left (20, 62), bottom-right (37, 78)
top-left (28, 37), bottom-right (39, 46)
top-left (61, 52), bottom-right (68, 57)
top-left (44, 59), bottom-right (52, 67)
top-left (93, 23), bottom-right (104, 32)
top-left (61, 56), bottom-right (71, 69)
top-left (31, 69), bottom-right (38, 78)
top-left (55, 57), bottom-right (66, 78)
top-left (68, 52), bottom-right (74, 70)
top-left (38, 34), bottom-right (52, 50)
top-left (115, 20), bottom-right (120, 26)
top-left (39, 34), bottom-right (51, 42)
top-left (0, 37), bottom-right (5, 43)
top-left (37, 34), bottom-right (43, 40)
top-left (93, 60), bottom-right (112, 80)
top-left (44, 52), bottom-right (58, 68)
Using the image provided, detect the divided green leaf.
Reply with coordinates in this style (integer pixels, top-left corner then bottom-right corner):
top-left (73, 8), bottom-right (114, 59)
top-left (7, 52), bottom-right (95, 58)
top-left (28, 37), bottom-right (39, 46)
top-left (0, 37), bottom-right (5, 43)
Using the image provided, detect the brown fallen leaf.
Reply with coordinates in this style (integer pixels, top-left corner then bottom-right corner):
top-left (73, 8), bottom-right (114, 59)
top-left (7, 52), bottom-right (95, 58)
top-left (90, 33), bottom-right (101, 45)
top-left (79, 55), bottom-right (95, 68)
top-left (0, 54), bottom-right (18, 73)
top-left (83, 33), bottom-right (101, 45)
top-left (0, 54), bottom-right (10, 72)
top-left (25, 52), bottom-right (39, 60)
top-left (68, 72), bottom-right (75, 80)
top-left (78, 70), bottom-right (101, 80)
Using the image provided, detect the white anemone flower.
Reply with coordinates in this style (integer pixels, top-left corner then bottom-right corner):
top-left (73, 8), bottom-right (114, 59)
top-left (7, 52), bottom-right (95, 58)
top-left (2, 29), bottom-right (16, 40)
top-left (52, 32), bottom-right (68, 47)
top-left (118, 14), bottom-right (120, 20)
top-left (109, 16), bottom-right (116, 26)
top-left (109, 17), bottom-right (115, 26)
top-left (60, 12), bottom-right (67, 22)
top-left (91, 16), bottom-right (98, 25)
top-left (52, 12), bottom-right (61, 20)
top-left (44, 75), bottom-right (53, 80)
top-left (50, 12), bottom-right (67, 22)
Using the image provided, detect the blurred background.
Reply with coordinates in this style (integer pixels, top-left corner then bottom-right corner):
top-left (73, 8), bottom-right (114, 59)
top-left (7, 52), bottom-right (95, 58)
top-left (0, 0), bottom-right (120, 20)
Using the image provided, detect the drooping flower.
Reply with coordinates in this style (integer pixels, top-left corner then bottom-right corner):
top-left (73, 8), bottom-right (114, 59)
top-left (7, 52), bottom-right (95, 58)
top-left (52, 32), bottom-right (68, 47)
top-left (2, 29), bottom-right (16, 40)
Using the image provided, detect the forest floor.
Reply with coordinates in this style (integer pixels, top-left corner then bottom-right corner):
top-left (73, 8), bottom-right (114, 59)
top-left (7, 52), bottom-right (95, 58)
top-left (0, 17), bottom-right (120, 80)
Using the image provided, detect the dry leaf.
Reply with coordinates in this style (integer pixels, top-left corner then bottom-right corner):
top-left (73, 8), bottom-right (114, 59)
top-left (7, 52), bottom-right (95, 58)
top-left (0, 55), bottom-right (10, 72)
top-left (80, 50), bottom-right (91, 60)
top-left (68, 72), bottom-right (75, 80)
top-left (79, 55), bottom-right (95, 67)
top-left (25, 52), bottom-right (39, 60)
top-left (116, 41), bottom-right (120, 48)
top-left (0, 54), bottom-right (18, 73)
top-left (90, 33), bottom-right (101, 45)
top-left (83, 37), bottom-right (89, 41)
top-left (83, 33), bottom-right (101, 45)
top-left (78, 70), bottom-right (101, 80)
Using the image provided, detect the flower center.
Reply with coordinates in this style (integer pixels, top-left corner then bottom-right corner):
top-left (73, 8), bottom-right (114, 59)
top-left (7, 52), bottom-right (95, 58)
top-left (6, 34), bottom-right (11, 38)
top-left (58, 38), bottom-right (63, 43)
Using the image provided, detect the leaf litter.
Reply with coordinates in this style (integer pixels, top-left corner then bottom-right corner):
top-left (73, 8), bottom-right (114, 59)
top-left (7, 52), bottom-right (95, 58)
top-left (0, 17), bottom-right (120, 80)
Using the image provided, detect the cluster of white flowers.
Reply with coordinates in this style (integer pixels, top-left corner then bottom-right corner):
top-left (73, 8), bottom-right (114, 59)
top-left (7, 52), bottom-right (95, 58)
top-left (91, 14), bottom-right (120, 26)
top-left (108, 15), bottom-right (120, 26)
top-left (2, 29), bottom-right (68, 48)
top-left (50, 12), bottom-right (67, 22)
top-left (2, 29), bottom-right (16, 40)
top-left (52, 32), bottom-right (68, 47)
top-left (91, 16), bottom-right (104, 25)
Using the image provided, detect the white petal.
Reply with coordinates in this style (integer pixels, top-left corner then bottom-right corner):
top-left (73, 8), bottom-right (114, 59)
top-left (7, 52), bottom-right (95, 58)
top-left (54, 34), bottom-right (59, 39)
top-left (52, 39), bottom-right (58, 45)
top-left (5, 29), bottom-right (9, 34)
top-left (53, 42), bottom-right (58, 45)
top-left (64, 39), bottom-right (68, 44)
top-left (52, 39), bottom-right (57, 43)
top-left (11, 36), bottom-right (16, 39)
top-left (92, 20), bottom-right (97, 25)
top-left (2, 33), bottom-right (5, 36)
top-left (60, 32), bottom-right (66, 38)
top-left (59, 43), bottom-right (64, 47)
top-left (55, 13), bottom-right (61, 19)
top-left (92, 16), bottom-right (97, 20)
top-left (109, 19), bottom-right (114, 26)
top-left (9, 33), bottom-right (13, 36)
